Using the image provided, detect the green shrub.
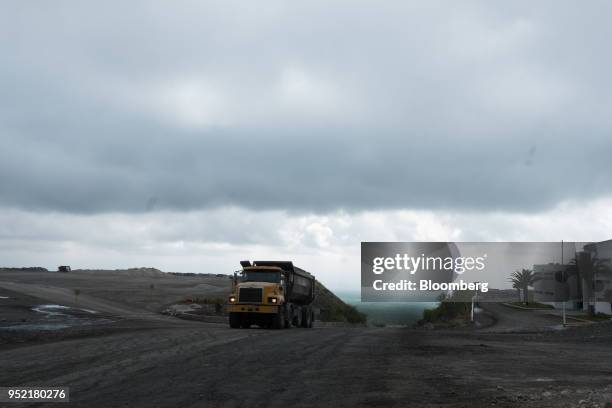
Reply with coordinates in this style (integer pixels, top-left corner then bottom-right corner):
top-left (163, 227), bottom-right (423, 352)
top-left (320, 304), bottom-right (367, 324)
top-left (422, 301), bottom-right (470, 323)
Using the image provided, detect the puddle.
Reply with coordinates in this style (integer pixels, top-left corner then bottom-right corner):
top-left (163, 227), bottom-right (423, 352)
top-left (32, 304), bottom-right (70, 316)
top-left (0, 304), bottom-right (112, 332)
top-left (32, 304), bottom-right (99, 316)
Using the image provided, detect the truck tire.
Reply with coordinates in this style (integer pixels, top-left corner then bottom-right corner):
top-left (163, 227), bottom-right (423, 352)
top-left (229, 312), bottom-right (241, 329)
top-left (293, 307), bottom-right (302, 327)
top-left (300, 308), bottom-right (309, 328)
top-left (272, 307), bottom-right (285, 330)
top-left (284, 306), bottom-right (291, 329)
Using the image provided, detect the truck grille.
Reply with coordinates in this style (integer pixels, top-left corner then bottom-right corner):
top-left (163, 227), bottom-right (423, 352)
top-left (239, 287), bottom-right (263, 303)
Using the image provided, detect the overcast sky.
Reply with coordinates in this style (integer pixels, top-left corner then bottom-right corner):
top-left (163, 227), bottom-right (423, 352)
top-left (2, 1), bottom-right (612, 290)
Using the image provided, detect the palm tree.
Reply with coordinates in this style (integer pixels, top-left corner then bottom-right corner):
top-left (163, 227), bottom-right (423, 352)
top-left (512, 281), bottom-right (521, 302)
top-left (509, 269), bottom-right (537, 305)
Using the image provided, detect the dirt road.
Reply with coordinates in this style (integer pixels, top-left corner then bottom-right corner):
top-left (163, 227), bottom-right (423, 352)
top-left (2, 319), bottom-right (612, 408)
top-left (477, 302), bottom-right (567, 332)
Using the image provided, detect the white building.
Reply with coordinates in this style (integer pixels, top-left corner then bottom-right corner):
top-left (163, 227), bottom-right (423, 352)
top-left (532, 239), bottom-right (612, 315)
top-left (581, 240), bottom-right (612, 315)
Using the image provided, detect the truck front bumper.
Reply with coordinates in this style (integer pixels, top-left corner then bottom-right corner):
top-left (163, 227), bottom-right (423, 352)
top-left (228, 304), bottom-right (279, 314)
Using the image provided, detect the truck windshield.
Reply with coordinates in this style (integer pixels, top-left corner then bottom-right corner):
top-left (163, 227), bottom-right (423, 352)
top-left (241, 270), bottom-right (281, 283)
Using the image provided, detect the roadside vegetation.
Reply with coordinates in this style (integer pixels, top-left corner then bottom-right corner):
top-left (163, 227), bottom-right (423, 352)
top-left (579, 312), bottom-right (612, 322)
top-left (319, 303), bottom-right (367, 324)
top-left (507, 301), bottom-right (553, 309)
top-left (509, 268), bottom-right (537, 305)
top-left (314, 282), bottom-right (367, 324)
top-left (419, 292), bottom-right (471, 327)
top-left (420, 302), bottom-right (470, 325)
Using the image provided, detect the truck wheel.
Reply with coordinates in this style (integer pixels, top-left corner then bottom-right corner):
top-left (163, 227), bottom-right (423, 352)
top-left (284, 306), bottom-right (291, 329)
top-left (229, 312), bottom-right (241, 329)
top-left (293, 308), bottom-right (302, 327)
top-left (272, 308), bottom-right (284, 329)
top-left (240, 319), bottom-right (251, 329)
top-left (300, 308), bottom-right (309, 328)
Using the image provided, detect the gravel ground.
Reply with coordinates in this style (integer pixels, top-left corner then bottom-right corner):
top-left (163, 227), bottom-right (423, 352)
top-left (1, 323), bottom-right (611, 407)
top-left (1, 271), bottom-right (611, 407)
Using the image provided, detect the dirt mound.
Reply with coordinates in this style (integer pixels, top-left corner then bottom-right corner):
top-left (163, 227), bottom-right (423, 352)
top-left (0, 267), bottom-right (48, 272)
top-left (73, 267), bottom-right (165, 277)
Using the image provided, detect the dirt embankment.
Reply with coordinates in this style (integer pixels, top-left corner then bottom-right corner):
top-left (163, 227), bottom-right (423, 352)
top-left (0, 267), bottom-right (362, 326)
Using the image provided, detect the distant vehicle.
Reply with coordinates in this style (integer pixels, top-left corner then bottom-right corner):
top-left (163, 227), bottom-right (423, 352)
top-left (58, 266), bottom-right (71, 272)
top-left (228, 261), bottom-right (315, 329)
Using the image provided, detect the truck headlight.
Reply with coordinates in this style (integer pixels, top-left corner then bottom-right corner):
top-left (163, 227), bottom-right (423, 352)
top-left (229, 295), bottom-right (236, 303)
top-left (268, 297), bottom-right (278, 304)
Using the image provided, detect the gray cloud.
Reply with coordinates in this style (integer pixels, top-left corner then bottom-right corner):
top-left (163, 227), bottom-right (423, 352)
top-left (1, 1), bottom-right (612, 214)
top-left (2, 200), bottom-right (612, 289)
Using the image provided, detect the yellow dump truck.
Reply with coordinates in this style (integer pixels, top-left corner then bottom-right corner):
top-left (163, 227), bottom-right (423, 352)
top-left (227, 261), bottom-right (315, 329)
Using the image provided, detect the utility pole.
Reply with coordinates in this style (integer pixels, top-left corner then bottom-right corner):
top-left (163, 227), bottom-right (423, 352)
top-left (562, 240), bottom-right (566, 327)
top-left (471, 282), bottom-right (479, 323)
